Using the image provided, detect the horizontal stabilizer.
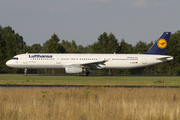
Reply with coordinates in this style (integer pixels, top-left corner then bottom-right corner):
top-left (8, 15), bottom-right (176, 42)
top-left (156, 56), bottom-right (173, 61)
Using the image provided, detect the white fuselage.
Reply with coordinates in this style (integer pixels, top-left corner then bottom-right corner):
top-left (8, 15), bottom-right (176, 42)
top-left (6, 53), bottom-right (173, 70)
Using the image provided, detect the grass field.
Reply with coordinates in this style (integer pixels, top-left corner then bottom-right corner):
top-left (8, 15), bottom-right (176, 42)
top-left (1, 75), bottom-right (180, 119)
top-left (0, 75), bottom-right (180, 86)
top-left (0, 87), bottom-right (180, 120)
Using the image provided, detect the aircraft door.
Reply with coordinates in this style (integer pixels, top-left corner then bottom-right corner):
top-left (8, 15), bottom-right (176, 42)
top-left (56, 56), bottom-right (61, 64)
top-left (142, 56), bottom-right (147, 64)
top-left (23, 55), bottom-right (28, 64)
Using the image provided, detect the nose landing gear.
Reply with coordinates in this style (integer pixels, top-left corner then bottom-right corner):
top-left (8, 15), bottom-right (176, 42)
top-left (24, 68), bottom-right (27, 76)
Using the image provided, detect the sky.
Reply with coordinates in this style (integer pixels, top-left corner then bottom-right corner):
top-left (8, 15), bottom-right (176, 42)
top-left (1, 0), bottom-right (180, 47)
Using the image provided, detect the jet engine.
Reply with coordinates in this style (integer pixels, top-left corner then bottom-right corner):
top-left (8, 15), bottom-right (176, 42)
top-left (65, 66), bottom-right (83, 74)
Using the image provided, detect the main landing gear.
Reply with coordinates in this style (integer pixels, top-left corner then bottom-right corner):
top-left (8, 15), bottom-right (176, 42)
top-left (85, 68), bottom-right (93, 76)
top-left (86, 71), bottom-right (93, 76)
top-left (24, 68), bottom-right (27, 76)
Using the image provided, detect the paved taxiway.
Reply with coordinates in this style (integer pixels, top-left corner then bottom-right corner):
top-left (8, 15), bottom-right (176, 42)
top-left (0, 84), bottom-right (179, 88)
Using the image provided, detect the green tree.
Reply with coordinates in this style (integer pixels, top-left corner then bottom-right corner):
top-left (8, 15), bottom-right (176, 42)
top-left (22, 45), bottom-right (33, 53)
top-left (91, 41), bottom-right (101, 53)
top-left (106, 33), bottom-right (119, 53)
top-left (92, 32), bottom-right (119, 53)
top-left (77, 45), bottom-right (85, 53)
top-left (118, 38), bottom-right (132, 53)
top-left (56, 44), bottom-right (66, 53)
top-left (47, 33), bottom-right (65, 53)
top-left (5, 33), bottom-right (16, 59)
top-left (165, 31), bottom-right (180, 75)
top-left (31, 44), bottom-right (42, 53)
top-left (81, 45), bottom-right (94, 53)
top-left (0, 28), bottom-right (7, 73)
top-left (0, 26), bottom-right (27, 73)
top-left (41, 40), bottom-right (49, 53)
top-left (133, 41), bottom-right (153, 54)
top-left (61, 40), bottom-right (71, 50)
top-left (61, 40), bottom-right (80, 53)
top-left (15, 33), bottom-right (26, 54)
top-left (48, 33), bottom-right (60, 53)
top-left (71, 40), bottom-right (77, 50)
top-left (2, 26), bottom-right (22, 73)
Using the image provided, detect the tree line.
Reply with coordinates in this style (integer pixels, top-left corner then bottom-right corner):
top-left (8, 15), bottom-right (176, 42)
top-left (0, 25), bottom-right (180, 75)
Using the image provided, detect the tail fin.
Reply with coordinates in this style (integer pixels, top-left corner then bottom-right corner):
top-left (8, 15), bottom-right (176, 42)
top-left (144, 32), bottom-right (171, 55)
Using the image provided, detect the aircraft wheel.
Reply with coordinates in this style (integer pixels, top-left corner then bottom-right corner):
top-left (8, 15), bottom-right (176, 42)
top-left (86, 72), bottom-right (93, 76)
top-left (86, 72), bottom-right (89, 76)
top-left (24, 68), bottom-right (27, 76)
top-left (89, 72), bottom-right (93, 76)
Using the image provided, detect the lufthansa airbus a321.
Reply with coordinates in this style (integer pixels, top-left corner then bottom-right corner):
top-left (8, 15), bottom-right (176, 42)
top-left (6, 32), bottom-right (173, 76)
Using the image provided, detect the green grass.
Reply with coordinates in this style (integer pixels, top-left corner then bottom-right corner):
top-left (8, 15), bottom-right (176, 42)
top-left (0, 75), bottom-right (180, 86)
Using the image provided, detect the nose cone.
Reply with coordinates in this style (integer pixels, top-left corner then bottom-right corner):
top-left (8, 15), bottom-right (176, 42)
top-left (6, 60), bottom-right (11, 67)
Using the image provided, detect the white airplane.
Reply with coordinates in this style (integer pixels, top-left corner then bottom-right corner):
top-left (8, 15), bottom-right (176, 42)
top-left (6, 32), bottom-right (173, 76)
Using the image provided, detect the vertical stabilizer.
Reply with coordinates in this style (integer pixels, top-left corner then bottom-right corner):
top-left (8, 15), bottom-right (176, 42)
top-left (144, 32), bottom-right (171, 55)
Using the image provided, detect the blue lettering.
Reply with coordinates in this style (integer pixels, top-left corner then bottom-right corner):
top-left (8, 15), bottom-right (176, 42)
top-left (29, 55), bottom-right (53, 58)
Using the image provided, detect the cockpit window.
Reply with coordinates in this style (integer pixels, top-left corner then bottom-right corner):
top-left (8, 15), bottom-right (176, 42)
top-left (12, 57), bottom-right (18, 60)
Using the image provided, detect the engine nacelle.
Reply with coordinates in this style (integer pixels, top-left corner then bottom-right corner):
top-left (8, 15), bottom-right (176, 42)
top-left (65, 66), bottom-right (83, 74)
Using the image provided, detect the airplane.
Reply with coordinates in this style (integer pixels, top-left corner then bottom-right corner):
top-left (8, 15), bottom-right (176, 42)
top-left (6, 32), bottom-right (173, 76)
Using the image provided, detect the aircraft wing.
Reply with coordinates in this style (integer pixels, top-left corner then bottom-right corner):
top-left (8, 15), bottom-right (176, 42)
top-left (71, 60), bottom-right (108, 69)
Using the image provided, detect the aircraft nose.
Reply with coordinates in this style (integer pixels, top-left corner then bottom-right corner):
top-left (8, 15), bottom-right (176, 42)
top-left (6, 60), bottom-right (11, 67)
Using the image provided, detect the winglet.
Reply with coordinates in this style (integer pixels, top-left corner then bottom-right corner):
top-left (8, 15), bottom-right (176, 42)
top-left (144, 32), bottom-right (171, 55)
